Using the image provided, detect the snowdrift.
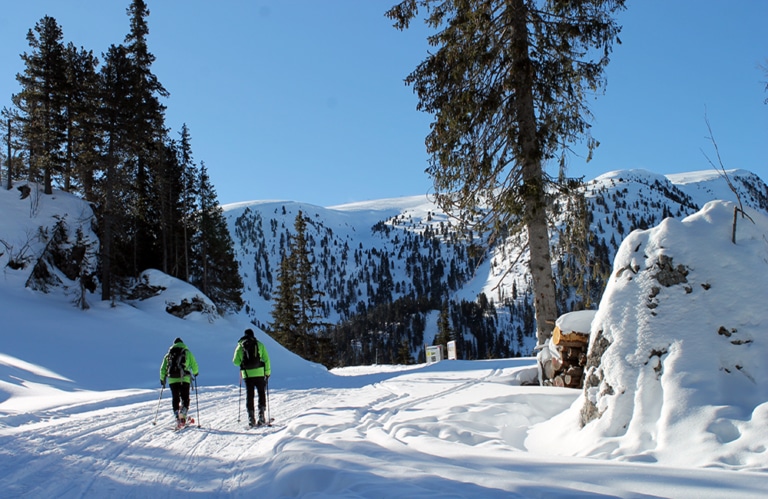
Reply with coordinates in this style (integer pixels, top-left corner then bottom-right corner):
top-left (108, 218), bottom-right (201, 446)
top-left (530, 200), bottom-right (768, 469)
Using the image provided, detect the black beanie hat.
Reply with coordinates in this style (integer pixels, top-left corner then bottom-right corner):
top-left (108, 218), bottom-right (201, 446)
top-left (174, 337), bottom-right (183, 343)
top-left (244, 329), bottom-right (254, 337)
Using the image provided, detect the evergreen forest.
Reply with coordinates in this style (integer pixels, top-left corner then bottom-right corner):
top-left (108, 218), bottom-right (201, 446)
top-left (1, 0), bottom-right (243, 313)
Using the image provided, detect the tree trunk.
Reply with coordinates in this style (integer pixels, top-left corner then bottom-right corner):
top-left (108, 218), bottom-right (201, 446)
top-left (100, 142), bottom-right (116, 302)
top-left (5, 117), bottom-right (11, 190)
top-left (509, 0), bottom-right (557, 345)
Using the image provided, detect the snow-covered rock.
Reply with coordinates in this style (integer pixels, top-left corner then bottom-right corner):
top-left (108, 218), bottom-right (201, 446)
top-left (530, 200), bottom-right (768, 468)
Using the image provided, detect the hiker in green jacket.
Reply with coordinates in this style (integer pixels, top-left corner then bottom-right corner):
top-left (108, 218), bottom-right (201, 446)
top-left (232, 328), bottom-right (271, 427)
top-left (160, 337), bottom-right (199, 426)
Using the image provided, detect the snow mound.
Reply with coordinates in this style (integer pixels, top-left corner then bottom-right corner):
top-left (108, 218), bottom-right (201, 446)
top-left (529, 200), bottom-right (768, 469)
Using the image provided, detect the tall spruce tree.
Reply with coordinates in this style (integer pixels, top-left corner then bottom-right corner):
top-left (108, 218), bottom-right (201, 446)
top-left (435, 299), bottom-right (453, 353)
top-left (62, 42), bottom-right (101, 197)
top-left (270, 249), bottom-right (299, 347)
top-left (177, 123), bottom-right (198, 281)
top-left (97, 44), bottom-right (135, 301)
top-left (151, 137), bottom-right (185, 277)
top-left (190, 162), bottom-right (244, 313)
top-left (123, 0), bottom-right (167, 154)
top-left (13, 16), bottom-right (68, 195)
top-left (269, 211), bottom-right (327, 359)
top-left (291, 210), bottom-right (327, 354)
top-left (387, 0), bottom-right (625, 344)
top-left (123, 0), bottom-right (169, 279)
top-left (1, 107), bottom-right (23, 191)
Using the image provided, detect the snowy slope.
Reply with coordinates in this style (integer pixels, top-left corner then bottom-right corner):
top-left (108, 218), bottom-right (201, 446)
top-left (2, 178), bottom-right (768, 497)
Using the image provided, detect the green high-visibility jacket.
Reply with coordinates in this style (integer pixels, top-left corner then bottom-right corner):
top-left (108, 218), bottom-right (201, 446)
top-left (160, 341), bottom-right (199, 384)
top-left (232, 336), bottom-right (271, 379)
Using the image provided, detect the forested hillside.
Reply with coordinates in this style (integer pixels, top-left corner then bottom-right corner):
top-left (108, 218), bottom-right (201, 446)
top-left (225, 169), bottom-right (768, 367)
top-left (1, 2), bottom-right (243, 313)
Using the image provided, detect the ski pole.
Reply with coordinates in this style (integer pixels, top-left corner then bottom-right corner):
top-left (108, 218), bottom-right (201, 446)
top-left (194, 375), bottom-right (201, 428)
top-left (237, 371), bottom-right (242, 423)
top-left (152, 384), bottom-right (164, 426)
top-left (266, 376), bottom-right (270, 424)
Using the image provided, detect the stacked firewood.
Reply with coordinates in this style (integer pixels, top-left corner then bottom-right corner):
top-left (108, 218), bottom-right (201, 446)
top-left (539, 325), bottom-right (590, 388)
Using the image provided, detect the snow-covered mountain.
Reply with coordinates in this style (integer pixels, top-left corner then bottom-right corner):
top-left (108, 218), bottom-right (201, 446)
top-left (224, 168), bottom-right (768, 363)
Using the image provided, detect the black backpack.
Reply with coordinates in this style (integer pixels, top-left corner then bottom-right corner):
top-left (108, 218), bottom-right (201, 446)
top-left (167, 346), bottom-right (187, 378)
top-left (240, 336), bottom-right (261, 370)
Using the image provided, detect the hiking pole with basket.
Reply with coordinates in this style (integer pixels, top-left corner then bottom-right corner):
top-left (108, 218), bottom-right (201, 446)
top-left (193, 375), bottom-right (201, 428)
top-left (152, 384), bottom-right (164, 426)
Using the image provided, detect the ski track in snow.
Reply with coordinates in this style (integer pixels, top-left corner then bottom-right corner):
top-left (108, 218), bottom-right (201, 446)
top-left (0, 383), bottom-right (365, 497)
top-left (3, 367), bottom-right (768, 497)
top-left (0, 369), bottom-right (518, 497)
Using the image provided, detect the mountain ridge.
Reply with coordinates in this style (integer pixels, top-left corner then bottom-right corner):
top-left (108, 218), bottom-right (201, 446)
top-left (223, 168), bottom-right (768, 365)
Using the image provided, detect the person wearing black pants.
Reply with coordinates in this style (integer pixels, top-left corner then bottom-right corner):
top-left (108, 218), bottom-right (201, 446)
top-left (232, 329), bottom-right (271, 426)
top-left (243, 376), bottom-right (267, 424)
top-left (160, 337), bottom-right (199, 425)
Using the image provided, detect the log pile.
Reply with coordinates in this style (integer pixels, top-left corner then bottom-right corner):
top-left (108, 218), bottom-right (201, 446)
top-left (537, 310), bottom-right (594, 389)
top-left (549, 326), bottom-right (589, 388)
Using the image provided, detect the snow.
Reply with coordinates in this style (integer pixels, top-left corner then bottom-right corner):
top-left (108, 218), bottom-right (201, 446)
top-left (555, 310), bottom-right (597, 335)
top-left (2, 181), bottom-right (768, 497)
top-left (529, 200), bottom-right (768, 471)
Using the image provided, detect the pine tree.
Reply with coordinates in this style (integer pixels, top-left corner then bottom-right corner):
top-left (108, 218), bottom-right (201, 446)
top-left (269, 211), bottom-right (327, 359)
top-left (190, 162), bottom-right (243, 313)
top-left (387, 0), bottom-right (625, 344)
top-left (151, 137), bottom-right (185, 277)
top-left (435, 299), bottom-right (452, 352)
top-left (270, 250), bottom-right (299, 347)
top-left (5, 5), bottom-right (237, 310)
top-left (62, 43), bottom-right (101, 199)
top-left (123, 0), bottom-right (167, 151)
top-left (1, 108), bottom-right (23, 191)
top-left (123, 0), bottom-right (169, 280)
top-left (292, 211), bottom-right (327, 355)
top-left (177, 123), bottom-right (198, 281)
top-left (97, 44), bottom-right (135, 301)
top-left (13, 16), bottom-right (68, 194)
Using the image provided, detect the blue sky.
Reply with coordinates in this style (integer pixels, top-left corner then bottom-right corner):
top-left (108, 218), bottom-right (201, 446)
top-left (0, 1), bottom-right (765, 207)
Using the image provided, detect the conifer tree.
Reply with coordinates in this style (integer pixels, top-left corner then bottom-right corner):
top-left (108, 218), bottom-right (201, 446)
top-left (291, 211), bottom-right (327, 354)
top-left (123, 0), bottom-right (169, 279)
top-left (177, 123), bottom-right (198, 281)
top-left (270, 249), bottom-right (299, 347)
top-left (388, 0), bottom-right (625, 344)
top-left (97, 44), bottom-right (136, 301)
top-left (13, 15), bottom-right (68, 194)
top-left (4, 3), bottom-right (240, 311)
top-left (123, 0), bottom-right (167, 152)
top-left (1, 107), bottom-right (23, 190)
top-left (190, 162), bottom-right (243, 313)
top-left (269, 211), bottom-right (327, 359)
top-left (435, 299), bottom-right (452, 352)
top-left (62, 42), bottom-right (100, 198)
top-left (151, 137), bottom-right (184, 276)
